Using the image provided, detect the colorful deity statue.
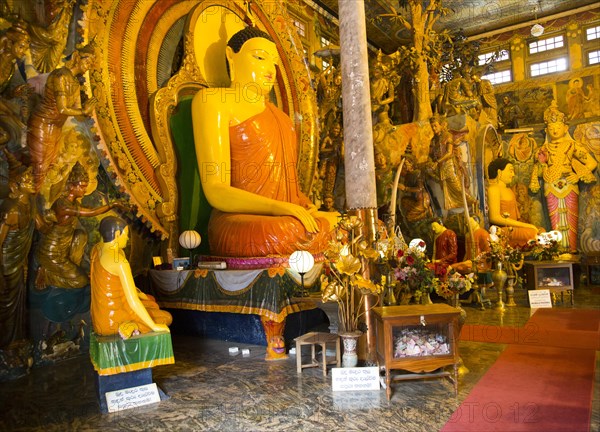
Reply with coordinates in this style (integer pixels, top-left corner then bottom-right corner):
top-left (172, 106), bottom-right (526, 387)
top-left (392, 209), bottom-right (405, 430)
top-left (530, 105), bottom-right (597, 251)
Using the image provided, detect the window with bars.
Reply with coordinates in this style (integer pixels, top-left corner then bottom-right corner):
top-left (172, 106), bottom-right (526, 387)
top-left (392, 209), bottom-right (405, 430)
top-left (320, 36), bottom-right (330, 47)
top-left (529, 35), bottom-right (564, 54)
top-left (292, 19), bottom-right (306, 38)
top-left (482, 70), bottom-right (512, 84)
top-left (589, 50), bottom-right (600, 65)
top-left (530, 57), bottom-right (568, 77)
top-left (586, 25), bottom-right (600, 41)
top-left (478, 50), bottom-right (509, 65)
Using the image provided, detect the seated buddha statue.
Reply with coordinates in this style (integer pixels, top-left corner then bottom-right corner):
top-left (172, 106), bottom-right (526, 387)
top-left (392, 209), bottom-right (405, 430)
top-left (91, 216), bottom-right (171, 337)
top-left (191, 27), bottom-right (338, 257)
top-left (487, 158), bottom-right (540, 247)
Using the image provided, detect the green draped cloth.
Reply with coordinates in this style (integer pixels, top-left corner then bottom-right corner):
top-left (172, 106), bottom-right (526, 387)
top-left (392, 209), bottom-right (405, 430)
top-left (150, 269), bottom-right (317, 323)
top-left (89, 331), bottom-right (174, 376)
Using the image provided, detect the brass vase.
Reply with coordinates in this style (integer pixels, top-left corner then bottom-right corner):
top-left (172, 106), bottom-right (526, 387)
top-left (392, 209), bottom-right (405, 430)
top-left (505, 276), bottom-right (517, 307)
top-left (384, 283), bottom-right (397, 306)
top-left (420, 291), bottom-right (433, 304)
top-left (450, 293), bottom-right (469, 376)
top-left (492, 261), bottom-right (507, 311)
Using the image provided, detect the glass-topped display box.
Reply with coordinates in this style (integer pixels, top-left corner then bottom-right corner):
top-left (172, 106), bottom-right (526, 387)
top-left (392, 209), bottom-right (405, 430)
top-left (392, 325), bottom-right (451, 358)
top-left (372, 304), bottom-right (460, 401)
top-left (524, 261), bottom-right (575, 305)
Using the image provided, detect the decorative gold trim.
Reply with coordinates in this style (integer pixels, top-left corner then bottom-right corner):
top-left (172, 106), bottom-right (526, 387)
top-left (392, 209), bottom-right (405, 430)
top-left (146, 3), bottom-right (192, 96)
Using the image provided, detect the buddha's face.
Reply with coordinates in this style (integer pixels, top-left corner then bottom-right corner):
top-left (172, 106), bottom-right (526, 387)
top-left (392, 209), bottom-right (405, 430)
top-left (228, 37), bottom-right (279, 97)
top-left (116, 226), bottom-right (130, 249)
top-left (498, 163), bottom-right (515, 184)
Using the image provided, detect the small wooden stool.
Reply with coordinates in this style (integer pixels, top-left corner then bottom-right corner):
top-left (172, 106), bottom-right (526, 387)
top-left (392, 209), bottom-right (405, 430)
top-left (294, 331), bottom-right (340, 376)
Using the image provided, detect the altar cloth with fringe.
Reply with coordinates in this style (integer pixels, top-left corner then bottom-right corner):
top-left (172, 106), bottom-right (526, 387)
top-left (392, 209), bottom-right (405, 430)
top-left (149, 265), bottom-right (322, 323)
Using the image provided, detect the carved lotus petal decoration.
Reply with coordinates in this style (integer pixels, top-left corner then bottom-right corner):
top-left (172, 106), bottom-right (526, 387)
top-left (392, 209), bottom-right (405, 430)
top-left (335, 254), bottom-right (361, 276)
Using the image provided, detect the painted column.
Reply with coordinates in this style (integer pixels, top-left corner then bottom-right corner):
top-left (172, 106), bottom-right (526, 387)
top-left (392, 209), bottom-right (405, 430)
top-left (567, 23), bottom-right (583, 70)
top-left (338, 0), bottom-right (377, 212)
top-left (510, 36), bottom-right (526, 82)
top-left (338, 0), bottom-right (378, 364)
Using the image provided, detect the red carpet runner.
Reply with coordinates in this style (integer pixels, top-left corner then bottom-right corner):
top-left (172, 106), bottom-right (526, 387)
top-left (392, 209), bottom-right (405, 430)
top-left (442, 309), bottom-right (599, 432)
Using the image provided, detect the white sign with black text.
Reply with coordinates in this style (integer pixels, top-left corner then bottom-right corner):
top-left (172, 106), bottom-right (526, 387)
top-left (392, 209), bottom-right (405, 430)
top-left (331, 367), bottom-right (380, 392)
top-left (528, 289), bottom-right (553, 308)
top-left (105, 383), bottom-right (161, 412)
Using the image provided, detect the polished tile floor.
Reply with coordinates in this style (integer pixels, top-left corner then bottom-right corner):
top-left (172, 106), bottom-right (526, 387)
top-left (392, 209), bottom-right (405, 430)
top-left (1, 282), bottom-right (598, 432)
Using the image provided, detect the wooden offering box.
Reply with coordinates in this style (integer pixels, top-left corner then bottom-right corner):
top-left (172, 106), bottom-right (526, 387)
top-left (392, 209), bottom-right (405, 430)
top-left (372, 304), bottom-right (460, 401)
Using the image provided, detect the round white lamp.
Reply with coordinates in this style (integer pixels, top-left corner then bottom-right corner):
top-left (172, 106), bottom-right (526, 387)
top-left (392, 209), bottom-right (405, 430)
top-left (179, 230), bottom-right (201, 268)
top-left (289, 250), bottom-right (315, 297)
top-left (530, 23), bottom-right (545, 37)
top-left (408, 238), bottom-right (427, 253)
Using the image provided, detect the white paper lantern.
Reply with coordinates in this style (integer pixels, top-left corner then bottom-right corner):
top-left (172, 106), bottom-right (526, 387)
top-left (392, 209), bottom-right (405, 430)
top-left (530, 23), bottom-right (545, 37)
top-left (288, 250), bottom-right (315, 274)
top-left (179, 230), bottom-right (201, 250)
top-left (549, 230), bottom-right (562, 242)
top-left (408, 238), bottom-right (426, 253)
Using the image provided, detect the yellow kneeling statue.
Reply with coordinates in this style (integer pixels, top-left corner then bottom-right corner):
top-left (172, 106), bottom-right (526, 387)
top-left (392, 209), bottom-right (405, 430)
top-left (91, 216), bottom-right (172, 337)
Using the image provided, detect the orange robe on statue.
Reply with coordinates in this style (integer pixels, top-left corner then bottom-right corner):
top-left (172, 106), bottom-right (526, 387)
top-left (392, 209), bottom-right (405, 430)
top-left (90, 249), bottom-right (172, 336)
top-left (208, 103), bottom-right (332, 257)
top-left (500, 199), bottom-right (538, 247)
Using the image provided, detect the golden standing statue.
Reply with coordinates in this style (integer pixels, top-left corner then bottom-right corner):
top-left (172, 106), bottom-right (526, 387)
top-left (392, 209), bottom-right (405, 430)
top-left (0, 156), bottom-right (37, 348)
top-left (27, 42), bottom-right (97, 191)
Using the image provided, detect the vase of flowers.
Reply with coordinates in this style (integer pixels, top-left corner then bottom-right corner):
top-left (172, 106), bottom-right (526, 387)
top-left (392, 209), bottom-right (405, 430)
top-left (392, 240), bottom-right (439, 304)
top-left (435, 269), bottom-right (474, 307)
top-left (522, 230), bottom-right (564, 261)
top-left (321, 214), bottom-right (383, 367)
top-left (476, 226), bottom-right (524, 309)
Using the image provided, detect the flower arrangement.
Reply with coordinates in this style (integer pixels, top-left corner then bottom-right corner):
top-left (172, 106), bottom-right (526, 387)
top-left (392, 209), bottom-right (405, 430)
top-left (476, 226), bottom-right (523, 270)
top-left (435, 269), bottom-right (474, 300)
top-left (521, 231), bottom-right (564, 261)
top-left (392, 240), bottom-right (439, 302)
top-left (475, 226), bottom-right (524, 290)
top-left (321, 214), bottom-right (383, 334)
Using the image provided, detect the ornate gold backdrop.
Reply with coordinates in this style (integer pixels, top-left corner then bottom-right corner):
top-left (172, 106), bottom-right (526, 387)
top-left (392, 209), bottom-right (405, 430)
top-left (84, 0), bottom-right (318, 248)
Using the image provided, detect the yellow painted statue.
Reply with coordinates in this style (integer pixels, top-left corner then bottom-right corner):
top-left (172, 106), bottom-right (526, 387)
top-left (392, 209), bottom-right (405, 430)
top-left (91, 216), bottom-right (171, 337)
top-left (192, 27), bottom-right (338, 257)
top-left (487, 158), bottom-right (540, 247)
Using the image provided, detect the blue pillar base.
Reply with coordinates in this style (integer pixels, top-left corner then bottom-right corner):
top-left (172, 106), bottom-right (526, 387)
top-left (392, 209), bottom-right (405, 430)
top-left (95, 368), bottom-right (169, 413)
